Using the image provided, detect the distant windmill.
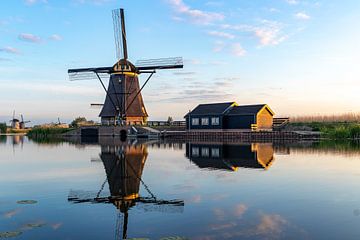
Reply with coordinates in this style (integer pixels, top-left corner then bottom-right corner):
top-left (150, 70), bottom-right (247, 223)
top-left (68, 8), bottom-right (183, 126)
top-left (19, 114), bottom-right (31, 129)
top-left (9, 111), bottom-right (20, 129)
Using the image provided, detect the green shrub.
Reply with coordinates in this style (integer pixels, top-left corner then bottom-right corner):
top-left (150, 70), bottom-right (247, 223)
top-left (0, 123), bottom-right (7, 134)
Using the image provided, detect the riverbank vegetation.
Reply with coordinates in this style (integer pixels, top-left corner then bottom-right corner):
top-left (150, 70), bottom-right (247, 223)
top-left (0, 123), bottom-right (7, 134)
top-left (27, 127), bottom-right (73, 138)
top-left (289, 122), bottom-right (360, 139)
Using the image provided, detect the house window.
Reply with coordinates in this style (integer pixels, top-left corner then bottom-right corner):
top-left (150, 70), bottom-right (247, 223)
top-left (192, 147), bottom-right (199, 156)
top-left (201, 147), bottom-right (209, 157)
top-left (201, 118), bottom-right (209, 125)
top-left (211, 117), bottom-right (220, 125)
top-left (192, 118), bottom-right (199, 125)
top-left (211, 148), bottom-right (220, 157)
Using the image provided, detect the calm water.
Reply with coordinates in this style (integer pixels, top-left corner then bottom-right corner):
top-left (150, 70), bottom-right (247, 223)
top-left (1, 136), bottom-right (360, 239)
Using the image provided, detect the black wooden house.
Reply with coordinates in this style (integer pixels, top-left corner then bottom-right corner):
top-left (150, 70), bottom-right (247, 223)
top-left (184, 102), bottom-right (274, 131)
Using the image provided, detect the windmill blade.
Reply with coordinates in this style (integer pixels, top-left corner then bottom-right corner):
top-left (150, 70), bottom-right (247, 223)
top-left (112, 8), bottom-right (128, 60)
top-left (67, 190), bottom-right (184, 213)
top-left (136, 57), bottom-right (184, 71)
top-left (68, 68), bottom-right (111, 81)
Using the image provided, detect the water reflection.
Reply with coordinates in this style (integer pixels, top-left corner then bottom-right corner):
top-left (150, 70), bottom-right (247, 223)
top-left (68, 139), bottom-right (184, 239)
top-left (186, 143), bottom-right (274, 171)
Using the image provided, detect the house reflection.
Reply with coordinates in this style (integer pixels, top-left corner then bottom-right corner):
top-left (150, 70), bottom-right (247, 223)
top-left (186, 143), bottom-right (274, 171)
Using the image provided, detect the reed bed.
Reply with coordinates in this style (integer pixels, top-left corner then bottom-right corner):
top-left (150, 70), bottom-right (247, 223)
top-left (291, 113), bottom-right (360, 123)
top-left (27, 127), bottom-right (72, 138)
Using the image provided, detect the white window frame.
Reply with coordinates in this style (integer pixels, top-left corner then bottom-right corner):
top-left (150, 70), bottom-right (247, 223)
top-left (211, 117), bottom-right (220, 125)
top-left (211, 148), bottom-right (220, 157)
top-left (192, 147), bottom-right (199, 156)
top-left (192, 118), bottom-right (199, 125)
top-left (201, 118), bottom-right (209, 125)
top-left (201, 147), bottom-right (209, 157)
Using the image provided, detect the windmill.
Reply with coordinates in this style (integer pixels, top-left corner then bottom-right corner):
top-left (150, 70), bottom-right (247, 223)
top-left (19, 114), bottom-right (31, 129)
top-left (9, 111), bottom-right (20, 129)
top-left (68, 8), bottom-right (183, 126)
top-left (68, 143), bottom-right (184, 239)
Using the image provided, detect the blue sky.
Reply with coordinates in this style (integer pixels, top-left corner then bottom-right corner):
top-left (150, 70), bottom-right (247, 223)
top-left (0, 0), bottom-right (359, 124)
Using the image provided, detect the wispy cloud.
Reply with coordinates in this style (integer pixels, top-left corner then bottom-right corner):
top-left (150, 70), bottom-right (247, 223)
top-left (18, 33), bottom-right (42, 43)
top-left (221, 20), bottom-right (287, 47)
top-left (49, 34), bottom-right (63, 41)
top-left (295, 12), bottom-right (311, 20)
top-left (0, 46), bottom-right (21, 54)
top-left (168, 0), bottom-right (224, 25)
top-left (208, 30), bottom-right (235, 39)
top-left (213, 40), bottom-right (225, 52)
top-left (286, 0), bottom-right (299, 5)
top-left (0, 57), bottom-right (11, 61)
top-left (173, 71), bottom-right (196, 75)
top-left (231, 43), bottom-right (246, 56)
top-left (25, 0), bottom-right (47, 5)
top-left (74, 0), bottom-right (113, 5)
top-left (234, 204), bottom-right (247, 217)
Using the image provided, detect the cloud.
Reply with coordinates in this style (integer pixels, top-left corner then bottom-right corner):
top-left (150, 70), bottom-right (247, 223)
top-left (168, 0), bottom-right (224, 25)
top-left (208, 30), bottom-right (235, 39)
top-left (221, 20), bottom-right (287, 47)
top-left (254, 21), bottom-right (287, 46)
top-left (18, 33), bottom-right (42, 43)
top-left (213, 40), bottom-right (225, 52)
top-left (295, 12), bottom-right (311, 20)
top-left (189, 194), bottom-right (202, 203)
top-left (234, 204), bottom-right (247, 217)
top-left (4, 209), bottom-right (21, 218)
top-left (256, 213), bottom-right (288, 235)
top-left (231, 43), bottom-right (246, 56)
top-left (0, 57), bottom-right (11, 61)
top-left (25, 0), bottom-right (47, 5)
top-left (213, 208), bottom-right (226, 220)
top-left (286, 0), bottom-right (299, 5)
top-left (74, 0), bottom-right (113, 5)
top-left (0, 46), bottom-right (21, 54)
top-left (49, 34), bottom-right (63, 41)
top-left (173, 71), bottom-right (196, 75)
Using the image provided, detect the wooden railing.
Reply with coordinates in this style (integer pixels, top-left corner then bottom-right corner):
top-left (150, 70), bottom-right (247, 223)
top-left (272, 117), bottom-right (290, 130)
top-left (147, 121), bottom-right (186, 127)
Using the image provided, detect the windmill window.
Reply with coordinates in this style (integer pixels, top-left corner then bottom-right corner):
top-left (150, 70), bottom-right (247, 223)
top-left (201, 147), bottom-right (209, 157)
top-left (211, 117), bottom-right (220, 125)
top-left (201, 118), bottom-right (209, 125)
top-left (192, 118), bottom-right (199, 125)
top-left (192, 147), bottom-right (199, 156)
top-left (211, 148), bottom-right (220, 157)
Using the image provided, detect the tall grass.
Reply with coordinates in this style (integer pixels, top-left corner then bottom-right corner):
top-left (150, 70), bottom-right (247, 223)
top-left (27, 127), bottom-right (72, 138)
top-left (291, 113), bottom-right (360, 123)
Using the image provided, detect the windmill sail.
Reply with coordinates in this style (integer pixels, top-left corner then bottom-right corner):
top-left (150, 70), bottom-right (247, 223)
top-left (136, 57), bottom-right (183, 70)
top-left (112, 8), bottom-right (128, 60)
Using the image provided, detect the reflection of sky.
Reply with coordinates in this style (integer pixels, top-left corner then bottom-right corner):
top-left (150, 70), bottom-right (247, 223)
top-left (1, 137), bottom-right (360, 239)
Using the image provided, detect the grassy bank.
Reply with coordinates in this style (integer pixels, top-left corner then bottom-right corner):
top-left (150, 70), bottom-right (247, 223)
top-left (27, 127), bottom-right (73, 138)
top-left (290, 122), bottom-right (360, 139)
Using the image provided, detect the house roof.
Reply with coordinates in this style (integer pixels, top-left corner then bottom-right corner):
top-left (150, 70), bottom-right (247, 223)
top-left (226, 104), bottom-right (273, 116)
top-left (184, 102), bottom-right (236, 117)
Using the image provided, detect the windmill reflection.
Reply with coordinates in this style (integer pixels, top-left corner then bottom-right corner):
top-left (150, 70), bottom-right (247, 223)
top-left (186, 143), bottom-right (274, 171)
top-left (68, 139), bottom-right (184, 240)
